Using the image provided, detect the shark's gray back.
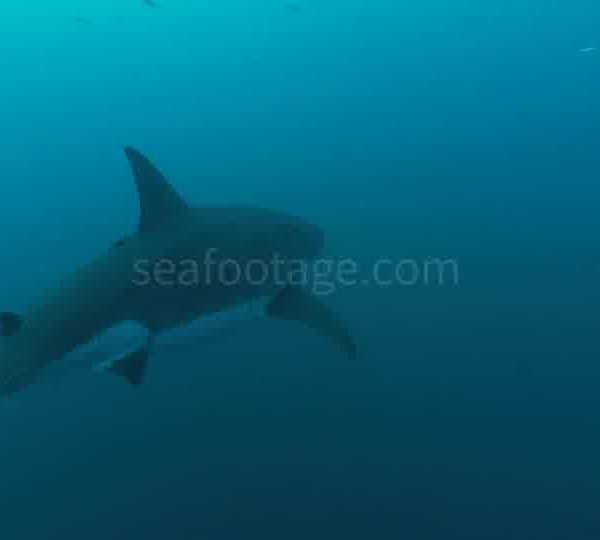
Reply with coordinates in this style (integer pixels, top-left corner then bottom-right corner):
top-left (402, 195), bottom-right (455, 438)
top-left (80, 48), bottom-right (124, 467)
top-left (4, 204), bottom-right (304, 375)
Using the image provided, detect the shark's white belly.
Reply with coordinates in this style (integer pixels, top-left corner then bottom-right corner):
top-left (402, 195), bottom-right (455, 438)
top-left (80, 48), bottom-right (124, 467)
top-left (52, 296), bottom-right (271, 380)
top-left (152, 295), bottom-right (270, 357)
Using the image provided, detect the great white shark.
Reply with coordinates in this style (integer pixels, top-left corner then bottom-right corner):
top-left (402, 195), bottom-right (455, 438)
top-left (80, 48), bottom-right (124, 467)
top-left (0, 147), bottom-right (357, 396)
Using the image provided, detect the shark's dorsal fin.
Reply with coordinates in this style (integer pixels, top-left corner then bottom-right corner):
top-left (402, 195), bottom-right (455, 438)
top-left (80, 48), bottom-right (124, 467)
top-left (124, 146), bottom-right (188, 233)
top-left (267, 286), bottom-right (358, 360)
top-left (0, 312), bottom-right (23, 337)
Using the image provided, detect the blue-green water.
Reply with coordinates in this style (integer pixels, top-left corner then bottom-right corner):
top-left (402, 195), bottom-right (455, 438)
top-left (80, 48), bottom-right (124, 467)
top-left (2, 1), bottom-right (600, 538)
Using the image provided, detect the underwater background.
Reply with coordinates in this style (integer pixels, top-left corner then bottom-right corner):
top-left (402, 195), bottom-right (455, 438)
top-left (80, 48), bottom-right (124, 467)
top-left (1, 0), bottom-right (600, 538)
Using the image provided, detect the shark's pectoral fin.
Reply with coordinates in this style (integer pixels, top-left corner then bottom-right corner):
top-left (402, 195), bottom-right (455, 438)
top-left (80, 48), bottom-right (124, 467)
top-left (101, 344), bottom-right (151, 387)
top-left (124, 146), bottom-right (188, 233)
top-left (267, 286), bottom-right (357, 360)
top-left (0, 312), bottom-right (24, 337)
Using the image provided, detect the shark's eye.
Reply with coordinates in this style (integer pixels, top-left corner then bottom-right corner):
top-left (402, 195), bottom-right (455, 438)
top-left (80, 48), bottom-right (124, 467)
top-left (248, 231), bottom-right (275, 254)
top-left (284, 225), bottom-right (304, 241)
top-left (279, 225), bottom-right (310, 252)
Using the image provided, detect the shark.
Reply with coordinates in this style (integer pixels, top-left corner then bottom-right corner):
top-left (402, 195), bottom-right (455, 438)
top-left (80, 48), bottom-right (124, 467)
top-left (0, 147), bottom-right (357, 396)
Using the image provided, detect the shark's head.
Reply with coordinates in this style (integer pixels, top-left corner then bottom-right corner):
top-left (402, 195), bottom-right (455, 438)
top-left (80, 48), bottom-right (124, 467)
top-left (238, 208), bottom-right (325, 263)
top-left (275, 212), bottom-right (325, 261)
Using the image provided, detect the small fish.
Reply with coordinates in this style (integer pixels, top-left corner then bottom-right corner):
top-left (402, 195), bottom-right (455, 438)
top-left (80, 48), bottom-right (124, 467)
top-left (580, 47), bottom-right (596, 54)
top-left (245, 55), bottom-right (261, 66)
top-left (74, 16), bottom-right (92, 25)
top-left (285, 2), bottom-right (301, 14)
top-left (143, 0), bottom-right (158, 7)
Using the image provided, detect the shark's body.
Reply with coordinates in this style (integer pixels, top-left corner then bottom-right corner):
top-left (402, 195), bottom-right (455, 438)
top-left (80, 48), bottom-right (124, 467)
top-left (0, 147), bottom-right (356, 396)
